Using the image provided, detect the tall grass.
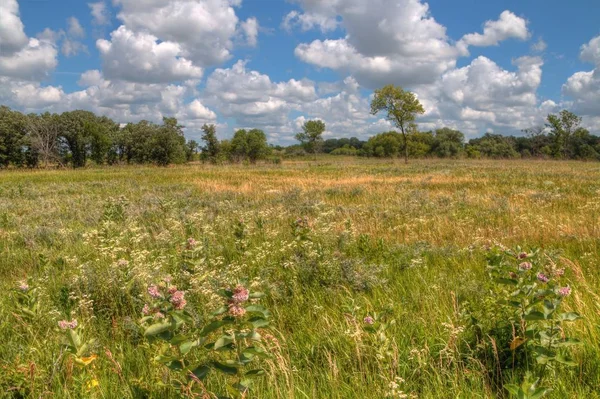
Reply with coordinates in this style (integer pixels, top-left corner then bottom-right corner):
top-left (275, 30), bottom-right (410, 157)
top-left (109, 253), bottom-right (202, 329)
top-left (0, 158), bottom-right (599, 398)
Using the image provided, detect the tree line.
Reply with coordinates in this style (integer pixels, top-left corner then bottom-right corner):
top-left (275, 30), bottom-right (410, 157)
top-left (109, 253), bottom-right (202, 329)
top-left (0, 106), bottom-right (272, 168)
top-left (2, 83), bottom-right (599, 168)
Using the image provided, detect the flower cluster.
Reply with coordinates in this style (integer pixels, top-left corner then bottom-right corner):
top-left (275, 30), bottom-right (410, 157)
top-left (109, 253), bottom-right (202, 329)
top-left (142, 279), bottom-right (188, 317)
top-left (18, 281), bottom-right (29, 292)
top-left (186, 237), bottom-right (197, 249)
top-left (228, 284), bottom-right (249, 318)
top-left (58, 319), bottom-right (78, 330)
top-left (364, 316), bottom-right (374, 325)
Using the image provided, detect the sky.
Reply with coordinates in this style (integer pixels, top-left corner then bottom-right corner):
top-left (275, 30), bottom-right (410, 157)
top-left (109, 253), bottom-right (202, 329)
top-left (1, 0), bottom-right (599, 144)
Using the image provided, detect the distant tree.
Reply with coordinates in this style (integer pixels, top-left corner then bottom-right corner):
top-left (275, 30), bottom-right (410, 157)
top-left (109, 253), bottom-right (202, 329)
top-left (468, 133), bottom-right (520, 159)
top-left (246, 129), bottom-right (270, 163)
top-left (27, 112), bottom-right (61, 167)
top-left (295, 120), bottom-right (325, 158)
top-left (186, 140), bottom-right (199, 162)
top-left (230, 129), bottom-right (249, 162)
top-left (432, 127), bottom-right (464, 158)
top-left (0, 106), bottom-right (29, 168)
top-left (370, 85), bottom-right (425, 163)
top-left (546, 110), bottom-right (583, 159)
top-left (201, 124), bottom-right (220, 162)
top-left (363, 131), bottom-right (402, 158)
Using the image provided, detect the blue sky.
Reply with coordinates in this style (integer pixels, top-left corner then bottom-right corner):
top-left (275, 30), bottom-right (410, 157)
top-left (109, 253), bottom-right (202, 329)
top-left (2, 0), bottom-right (599, 143)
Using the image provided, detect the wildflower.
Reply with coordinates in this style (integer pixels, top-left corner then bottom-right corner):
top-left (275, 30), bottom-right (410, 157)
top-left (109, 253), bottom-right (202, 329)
top-left (232, 285), bottom-right (249, 303)
top-left (58, 319), bottom-right (78, 330)
top-left (186, 238), bottom-right (197, 249)
top-left (519, 262), bottom-right (532, 271)
top-left (554, 268), bottom-right (565, 277)
top-left (163, 275), bottom-right (172, 283)
top-left (147, 285), bottom-right (161, 299)
top-left (116, 259), bottom-right (129, 267)
top-left (228, 304), bottom-right (247, 318)
top-left (154, 312), bottom-right (165, 319)
top-left (364, 316), bottom-right (375, 325)
top-left (18, 281), bottom-right (29, 292)
top-left (142, 304), bottom-right (150, 315)
top-left (167, 286), bottom-right (178, 295)
top-left (509, 272), bottom-right (517, 279)
top-left (170, 291), bottom-right (187, 310)
top-left (518, 252), bottom-right (528, 259)
top-left (558, 286), bottom-right (571, 297)
top-left (537, 273), bottom-right (549, 283)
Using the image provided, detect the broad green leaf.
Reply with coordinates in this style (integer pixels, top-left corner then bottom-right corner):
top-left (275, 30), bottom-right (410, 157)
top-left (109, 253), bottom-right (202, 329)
top-left (200, 320), bottom-right (229, 337)
top-left (189, 364), bottom-right (210, 380)
top-left (214, 335), bottom-right (234, 350)
top-left (212, 361), bottom-right (238, 375)
top-left (144, 321), bottom-right (172, 337)
top-left (558, 312), bottom-right (581, 322)
top-left (524, 311), bottom-right (546, 321)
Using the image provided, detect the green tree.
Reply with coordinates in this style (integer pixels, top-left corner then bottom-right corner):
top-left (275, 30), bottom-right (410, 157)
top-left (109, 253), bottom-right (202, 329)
top-left (0, 106), bottom-right (29, 168)
top-left (370, 85), bottom-right (425, 163)
top-left (201, 124), bottom-right (220, 162)
top-left (295, 120), bottom-right (325, 158)
top-left (432, 127), bottom-right (464, 158)
top-left (230, 129), bottom-right (249, 162)
top-left (546, 110), bottom-right (582, 159)
top-left (246, 129), bottom-right (270, 163)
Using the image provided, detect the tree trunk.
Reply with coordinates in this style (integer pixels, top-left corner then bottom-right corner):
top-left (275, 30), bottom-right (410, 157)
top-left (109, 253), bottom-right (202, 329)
top-left (402, 132), bottom-right (408, 164)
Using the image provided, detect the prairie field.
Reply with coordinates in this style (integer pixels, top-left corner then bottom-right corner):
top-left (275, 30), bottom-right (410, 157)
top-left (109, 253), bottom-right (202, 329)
top-left (1, 157), bottom-right (599, 398)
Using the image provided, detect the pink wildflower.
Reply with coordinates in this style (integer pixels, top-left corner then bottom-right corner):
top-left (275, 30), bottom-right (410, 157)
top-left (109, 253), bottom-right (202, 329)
top-left (364, 316), bottom-right (374, 325)
top-left (519, 262), bottom-right (532, 271)
top-left (537, 273), bottom-right (549, 283)
top-left (163, 275), bottom-right (172, 283)
top-left (558, 286), bottom-right (571, 297)
top-left (167, 286), bottom-right (178, 295)
top-left (186, 238), bottom-right (197, 249)
top-left (148, 285), bottom-right (162, 299)
top-left (232, 285), bottom-right (249, 303)
top-left (518, 252), bottom-right (528, 259)
top-left (142, 304), bottom-right (151, 315)
top-left (18, 281), bottom-right (29, 292)
top-left (170, 291), bottom-right (187, 310)
top-left (154, 312), bottom-right (165, 319)
top-left (58, 319), bottom-right (78, 330)
top-left (228, 304), bottom-right (246, 318)
top-left (554, 268), bottom-right (565, 277)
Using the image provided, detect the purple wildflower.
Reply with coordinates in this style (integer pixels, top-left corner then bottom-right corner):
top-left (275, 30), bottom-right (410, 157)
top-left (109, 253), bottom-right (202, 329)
top-left (364, 316), bottom-right (374, 325)
top-left (232, 285), bottom-right (249, 303)
top-left (18, 281), bottom-right (29, 292)
top-left (519, 262), bottom-right (532, 271)
top-left (537, 273), bottom-right (550, 283)
top-left (58, 319), bottom-right (78, 330)
top-left (558, 286), bottom-right (571, 297)
top-left (142, 304), bottom-right (151, 315)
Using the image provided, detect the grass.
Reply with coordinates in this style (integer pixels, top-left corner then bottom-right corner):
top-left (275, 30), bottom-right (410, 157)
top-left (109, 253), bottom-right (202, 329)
top-left (0, 157), bottom-right (599, 398)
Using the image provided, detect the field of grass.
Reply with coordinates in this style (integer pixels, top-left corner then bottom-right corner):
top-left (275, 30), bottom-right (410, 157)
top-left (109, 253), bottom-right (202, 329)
top-left (1, 157), bottom-right (599, 398)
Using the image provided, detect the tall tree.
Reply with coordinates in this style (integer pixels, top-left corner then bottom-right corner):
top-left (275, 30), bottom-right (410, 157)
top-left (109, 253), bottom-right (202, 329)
top-left (295, 119), bottom-right (325, 158)
top-left (27, 112), bottom-right (61, 167)
top-left (201, 124), bottom-right (220, 162)
top-left (370, 85), bottom-right (425, 163)
top-left (546, 110), bottom-right (582, 159)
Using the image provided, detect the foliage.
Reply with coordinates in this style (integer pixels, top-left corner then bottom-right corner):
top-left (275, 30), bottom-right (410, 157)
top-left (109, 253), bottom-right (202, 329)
top-left (370, 85), bottom-right (425, 163)
top-left (295, 119), bottom-right (326, 156)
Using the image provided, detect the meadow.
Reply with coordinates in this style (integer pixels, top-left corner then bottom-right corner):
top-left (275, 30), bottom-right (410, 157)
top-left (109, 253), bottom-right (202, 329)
top-left (1, 157), bottom-right (599, 398)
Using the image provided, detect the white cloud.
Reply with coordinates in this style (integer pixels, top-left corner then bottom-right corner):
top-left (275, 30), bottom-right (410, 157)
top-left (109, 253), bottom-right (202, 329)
top-left (96, 26), bottom-right (204, 83)
top-left (0, 0), bottom-right (28, 55)
top-left (562, 35), bottom-right (600, 117)
top-left (459, 11), bottom-right (529, 47)
top-left (240, 17), bottom-right (259, 47)
top-left (67, 17), bottom-right (85, 39)
top-left (531, 38), bottom-right (547, 53)
top-left (291, 0), bottom-right (464, 88)
top-left (282, 10), bottom-right (338, 33)
top-left (114, 0), bottom-right (240, 66)
top-left (89, 2), bottom-right (110, 25)
top-left (0, 38), bottom-right (58, 80)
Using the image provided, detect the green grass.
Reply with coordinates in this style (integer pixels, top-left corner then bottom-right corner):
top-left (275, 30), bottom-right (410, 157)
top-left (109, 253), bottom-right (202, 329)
top-left (1, 157), bottom-right (599, 398)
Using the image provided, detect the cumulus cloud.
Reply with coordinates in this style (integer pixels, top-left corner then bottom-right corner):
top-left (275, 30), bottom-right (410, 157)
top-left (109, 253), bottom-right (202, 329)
top-left (0, 0), bottom-right (28, 55)
top-left (459, 11), bottom-right (529, 48)
top-left (562, 35), bottom-right (600, 117)
top-left (282, 10), bottom-right (338, 33)
top-left (114, 0), bottom-right (240, 66)
top-left (291, 0), bottom-right (464, 88)
top-left (96, 26), bottom-right (204, 83)
top-left (531, 38), bottom-right (547, 53)
top-left (0, 38), bottom-right (58, 80)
